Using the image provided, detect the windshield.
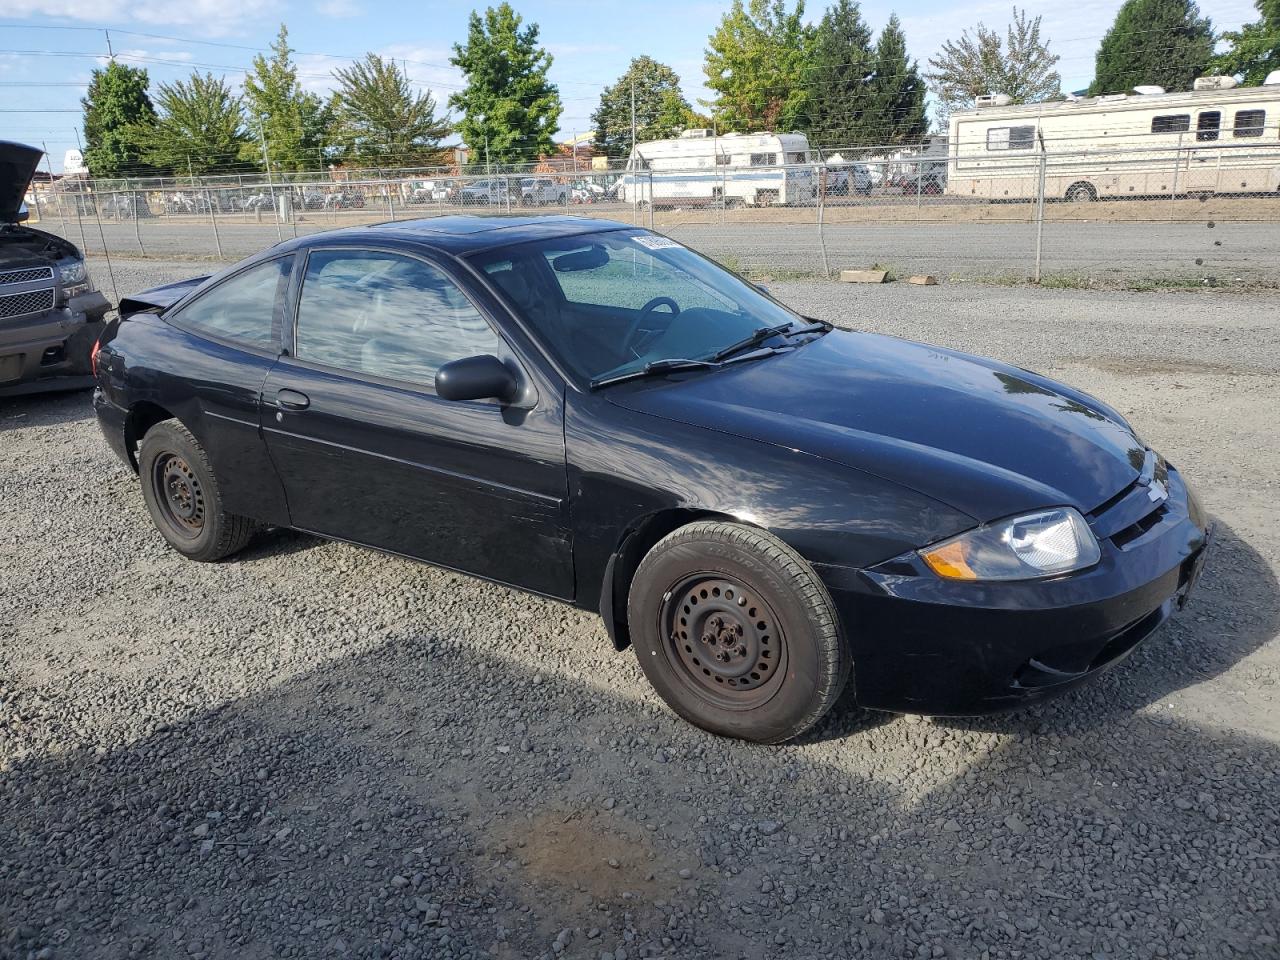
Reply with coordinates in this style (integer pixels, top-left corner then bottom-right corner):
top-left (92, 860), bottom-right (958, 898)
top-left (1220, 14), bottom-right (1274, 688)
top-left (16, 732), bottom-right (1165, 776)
top-left (469, 229), bottom-right (806, 384)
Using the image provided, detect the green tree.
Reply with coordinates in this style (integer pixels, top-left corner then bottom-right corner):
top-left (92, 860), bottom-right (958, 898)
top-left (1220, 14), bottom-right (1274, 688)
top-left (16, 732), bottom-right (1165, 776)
top-left (926, 7), bottom-right (1061, 118)
top-left (331, 54), bottom-right (450, 163)
top-left (135, 73), bottom-right (248, 176)
top-left (82, 61), bottom-right (157, 178)
top-left (1212, 0), bottom-right (1280, 84)
top-left (867, 15), bottom-right (927, 147)
top-left (703, 0), bottom-right (814, 132)
top-left (591, 57), bottom-right (694, 158)
top-left (801, 0), bottom-right (875, 147)
top-left (242, 24), bottom-right (330, 171)
top-left (449, 3), bottom-right (562, 165)
top-left (1088, 0), bottom-right (1213, 95)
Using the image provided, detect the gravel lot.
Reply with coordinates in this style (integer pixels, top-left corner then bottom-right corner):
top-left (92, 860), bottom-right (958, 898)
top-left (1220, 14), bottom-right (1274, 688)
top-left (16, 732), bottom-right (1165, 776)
top-left (2, 258), bottom-right (1278, 960)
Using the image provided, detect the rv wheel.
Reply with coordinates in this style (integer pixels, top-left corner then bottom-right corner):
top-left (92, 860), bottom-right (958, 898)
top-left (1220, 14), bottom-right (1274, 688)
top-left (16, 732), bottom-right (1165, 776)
top-left (1065, 182), bottom-right (1097, 203)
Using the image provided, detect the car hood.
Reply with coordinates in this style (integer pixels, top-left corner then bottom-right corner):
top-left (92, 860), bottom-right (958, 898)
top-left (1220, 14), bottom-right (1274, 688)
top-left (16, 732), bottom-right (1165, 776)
top-left (608, 329), bottom-right (1146, 522)
top-left (1, 141), bottom-right (43, 224)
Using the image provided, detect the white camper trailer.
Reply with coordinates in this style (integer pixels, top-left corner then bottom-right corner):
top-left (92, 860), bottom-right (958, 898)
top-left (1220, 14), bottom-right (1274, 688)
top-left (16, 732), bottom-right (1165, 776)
top-left (616, 129), bottom-right (816, 207)
top-left (946, 75), bottom-right (1280, 201)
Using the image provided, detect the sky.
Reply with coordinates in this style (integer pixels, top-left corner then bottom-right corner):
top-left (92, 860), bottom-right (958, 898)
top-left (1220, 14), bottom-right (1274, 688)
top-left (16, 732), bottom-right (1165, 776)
top-left (0, 0), bottom-right (1262, 172)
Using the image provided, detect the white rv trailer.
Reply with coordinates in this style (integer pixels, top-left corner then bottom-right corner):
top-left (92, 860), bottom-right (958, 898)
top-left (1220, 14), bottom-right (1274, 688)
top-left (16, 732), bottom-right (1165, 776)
top-left (946, 75), bottom-right (1280, 201)
top-left (616, 129), bottom-right (816, 207)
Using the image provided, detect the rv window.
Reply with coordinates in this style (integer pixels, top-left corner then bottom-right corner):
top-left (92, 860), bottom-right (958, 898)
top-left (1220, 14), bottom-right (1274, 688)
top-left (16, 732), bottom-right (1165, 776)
top-left (1233, 109), bottom-right (1265, 138)
top-left (749, 153), bottom-right (777, 166)
top-left (1150, 114), bottom-right (1191, 134)
top-left (786, 152), bottom-right (807, 164)
top-left (986, 126), bottom-right (1035, 150)
top-left (1196, 111), bottom-right (1221, 141)
top-left (715, 154), bottom-right (730, 165)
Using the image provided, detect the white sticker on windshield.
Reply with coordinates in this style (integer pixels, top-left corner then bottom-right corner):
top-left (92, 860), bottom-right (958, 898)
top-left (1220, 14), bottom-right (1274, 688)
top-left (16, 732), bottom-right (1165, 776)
top-left (633, 235), bottom-right (681, 250)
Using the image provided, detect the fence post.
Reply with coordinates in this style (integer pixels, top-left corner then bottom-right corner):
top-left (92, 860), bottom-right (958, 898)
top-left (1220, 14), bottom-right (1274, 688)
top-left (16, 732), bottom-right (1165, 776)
top-left (817, 163), bottom-right (830, 279)
top-left (648, 171), bottom-right (655, 231)
top-left (1033, 135), bottom-right (1048, 283)
top-left (90, 193), bottom-right (118, 308)
top-left (133, 192), bottom-right (145, 255)
top-left (206, 187), bottom-right (223, 259)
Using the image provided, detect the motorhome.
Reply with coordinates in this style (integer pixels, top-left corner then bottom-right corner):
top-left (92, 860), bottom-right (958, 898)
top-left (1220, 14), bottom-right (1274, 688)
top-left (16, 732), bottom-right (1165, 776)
top-left (616, 129), bottom-right (816, 208)
top-left (946, 74), bottom-right (1280, 201)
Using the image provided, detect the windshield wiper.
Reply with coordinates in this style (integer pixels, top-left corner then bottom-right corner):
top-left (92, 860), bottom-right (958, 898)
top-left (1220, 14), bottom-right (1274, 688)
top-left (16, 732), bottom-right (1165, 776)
top-left (590, 357), bottom-right (721, 389)
top-left (711, 321), bottom-right (829, 363)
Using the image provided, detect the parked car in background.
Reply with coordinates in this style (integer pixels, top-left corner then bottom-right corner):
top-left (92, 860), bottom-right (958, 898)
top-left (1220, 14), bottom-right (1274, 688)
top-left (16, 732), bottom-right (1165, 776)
top-left (570, 179), bottom-right (607, 204)
top-left (1, 140), bottom-right (111, 396)
top-left (93, 215), bottom-right (1210, 743)
top-left (408, 180), bottom-right (455, 204)
top-left (458, 179), bottom-right (510, 206)
top-left (520, 177), bottom-right (568, 206)
top-left (825, 163), bottom-right (872, 197)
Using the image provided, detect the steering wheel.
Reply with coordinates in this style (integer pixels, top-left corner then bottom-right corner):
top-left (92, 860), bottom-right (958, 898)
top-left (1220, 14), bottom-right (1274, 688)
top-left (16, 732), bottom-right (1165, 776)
top-left (622, 297), bottom-right (680, 357)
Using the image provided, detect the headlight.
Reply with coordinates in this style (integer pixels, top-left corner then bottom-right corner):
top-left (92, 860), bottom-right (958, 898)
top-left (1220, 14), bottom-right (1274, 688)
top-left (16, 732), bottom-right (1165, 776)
top-left (920, 507), bottom-right (1100, 581)
top-left (59, 260), bottom-right (88, 286)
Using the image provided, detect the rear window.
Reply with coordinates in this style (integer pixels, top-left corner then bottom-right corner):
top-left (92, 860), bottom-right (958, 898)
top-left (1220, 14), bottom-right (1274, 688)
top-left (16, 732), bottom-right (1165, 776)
top-left (1233, 109), bottom-right (1265, 138)
top-left (1151, 114), bottom-right (1191, 134)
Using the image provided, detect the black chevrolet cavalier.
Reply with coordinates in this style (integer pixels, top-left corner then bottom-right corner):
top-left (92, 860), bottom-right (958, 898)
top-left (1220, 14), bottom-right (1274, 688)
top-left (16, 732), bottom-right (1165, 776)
top-left (92, 216), bottom-right (1211, 742)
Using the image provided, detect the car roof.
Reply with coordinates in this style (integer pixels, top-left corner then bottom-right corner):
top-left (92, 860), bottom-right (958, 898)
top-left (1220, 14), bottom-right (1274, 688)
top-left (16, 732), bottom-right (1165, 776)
top-left (278, 215), bottom-right (635, 256)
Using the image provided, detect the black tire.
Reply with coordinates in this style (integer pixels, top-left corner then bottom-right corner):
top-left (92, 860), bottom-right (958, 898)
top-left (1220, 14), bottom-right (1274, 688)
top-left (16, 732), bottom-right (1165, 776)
top-left (1066, 182), bottom-right (1097, 203)
top-left (628, 521), bottom-right (850, 743)
top-left (137, 418), bottom-right (258, 562)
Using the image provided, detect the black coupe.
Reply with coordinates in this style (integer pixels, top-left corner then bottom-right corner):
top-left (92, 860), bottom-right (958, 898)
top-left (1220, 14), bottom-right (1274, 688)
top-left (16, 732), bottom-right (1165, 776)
top-left (92, 216), bottom-right (1211, 742)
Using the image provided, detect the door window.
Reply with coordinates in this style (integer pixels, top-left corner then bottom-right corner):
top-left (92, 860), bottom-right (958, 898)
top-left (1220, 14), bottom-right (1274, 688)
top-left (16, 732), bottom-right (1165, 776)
top-left (294, 249), bottom-right (504, 388)
top-left (170, 256), bottom-right (292, 350)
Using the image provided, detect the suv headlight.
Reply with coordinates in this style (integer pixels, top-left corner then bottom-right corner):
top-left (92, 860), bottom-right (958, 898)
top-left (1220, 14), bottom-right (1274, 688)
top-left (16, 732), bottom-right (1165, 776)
top-left (59, 259), bottom-right (92, 297)
top-left (920, 507), bottom-right (1101, 581)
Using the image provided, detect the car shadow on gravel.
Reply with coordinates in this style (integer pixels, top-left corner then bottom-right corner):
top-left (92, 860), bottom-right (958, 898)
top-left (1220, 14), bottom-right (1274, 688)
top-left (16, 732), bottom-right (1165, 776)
top-left (0, 389), bottom-right (94, 434)
top-left (929, 518), bottom-right (1278, 737)
top-left (3, 618), bottom-right (1279, 960)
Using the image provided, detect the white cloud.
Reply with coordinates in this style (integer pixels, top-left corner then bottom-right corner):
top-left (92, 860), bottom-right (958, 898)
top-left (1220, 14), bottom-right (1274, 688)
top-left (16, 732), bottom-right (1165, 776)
top-left (0, 0), bottom-right (270, 33)
top-left (95, 48), bottom-right (195, 67)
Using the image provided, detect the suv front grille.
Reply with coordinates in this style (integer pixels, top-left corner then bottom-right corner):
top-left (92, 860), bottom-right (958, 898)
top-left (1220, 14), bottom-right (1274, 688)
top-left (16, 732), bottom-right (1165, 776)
top-left (0, 288), bottom-right (56, 320)
top-left (0, 265), bottom-right (54, 286)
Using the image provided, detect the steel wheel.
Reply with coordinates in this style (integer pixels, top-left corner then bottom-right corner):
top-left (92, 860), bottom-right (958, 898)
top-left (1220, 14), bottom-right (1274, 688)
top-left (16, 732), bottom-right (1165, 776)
top-left (152, 451), bottom-right (206, 540)
top-left (661, 574), bottom-right (788, 710)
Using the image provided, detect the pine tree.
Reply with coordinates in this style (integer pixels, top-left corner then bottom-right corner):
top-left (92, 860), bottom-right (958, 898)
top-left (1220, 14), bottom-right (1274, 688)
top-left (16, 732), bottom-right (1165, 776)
top-left (591, 57), bottom-right (694, 158)
top-left (82, 61), bottom-right (157, 178)
top-left (801, 0), bottom-right (875, 147)
top-left (868, 15), bottom-right (927, 147)
top-left (1088, 0), bottom-right (1213, 95)
top-left (1213, 0), bottom-right (1280, 85)
top-left (331, 54), bottom-right (450, 164)
top-left (449, 3), bottom-right (562, 165)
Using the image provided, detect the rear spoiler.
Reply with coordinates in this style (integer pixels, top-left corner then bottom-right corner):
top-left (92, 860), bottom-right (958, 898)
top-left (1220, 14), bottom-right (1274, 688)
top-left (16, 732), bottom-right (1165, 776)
top-left (118, 275), bottom-right (210, 315)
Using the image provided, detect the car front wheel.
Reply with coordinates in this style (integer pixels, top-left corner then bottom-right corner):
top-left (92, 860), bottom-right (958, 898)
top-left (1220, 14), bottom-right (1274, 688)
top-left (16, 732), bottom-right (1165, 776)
top-left (628, 521), bottom-right (850, 743)
top-left (138, 419), bottom-right (259, 562)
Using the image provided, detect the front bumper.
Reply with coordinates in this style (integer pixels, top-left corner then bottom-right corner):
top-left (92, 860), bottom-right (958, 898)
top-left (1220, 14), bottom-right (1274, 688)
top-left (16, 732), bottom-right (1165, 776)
top-left (819, 465), bottom-right (1211, 715)
top-left (0, 290), bottom-right (110, 397)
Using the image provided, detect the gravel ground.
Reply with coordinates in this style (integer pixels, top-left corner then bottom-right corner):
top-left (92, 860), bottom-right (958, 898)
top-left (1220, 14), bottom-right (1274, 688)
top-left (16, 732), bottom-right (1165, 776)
top-left (2, 258), bottom-right (1278, 960)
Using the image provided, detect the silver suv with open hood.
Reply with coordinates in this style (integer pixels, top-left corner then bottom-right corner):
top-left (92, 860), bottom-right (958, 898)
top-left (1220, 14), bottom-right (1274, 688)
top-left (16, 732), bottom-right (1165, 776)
top-left (1, 140), bottom-right (111, 397)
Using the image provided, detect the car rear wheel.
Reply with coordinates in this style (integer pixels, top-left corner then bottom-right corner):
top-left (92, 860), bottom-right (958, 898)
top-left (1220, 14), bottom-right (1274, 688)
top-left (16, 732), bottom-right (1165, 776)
top-left (628, 521), bottom-right (850, 743)
top-left (138, 419), bottom-right (258, 562)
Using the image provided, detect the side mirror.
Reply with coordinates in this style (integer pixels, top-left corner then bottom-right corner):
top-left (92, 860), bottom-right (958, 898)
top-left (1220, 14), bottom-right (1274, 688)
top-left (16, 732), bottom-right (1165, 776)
top-left (435, 354), bottom-right (517, 403)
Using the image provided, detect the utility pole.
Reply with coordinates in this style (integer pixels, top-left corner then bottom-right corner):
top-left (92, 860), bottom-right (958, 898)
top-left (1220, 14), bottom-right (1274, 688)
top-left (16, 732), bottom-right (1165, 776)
top-left (104, 30), bottom-right (114, 60)
top-left (631, 77), bottom-right (638, 218)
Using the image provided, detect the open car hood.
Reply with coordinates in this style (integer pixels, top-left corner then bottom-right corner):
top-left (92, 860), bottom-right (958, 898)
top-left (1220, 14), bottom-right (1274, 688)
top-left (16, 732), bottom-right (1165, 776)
top-left (1, 141), bottom-right (42, 224)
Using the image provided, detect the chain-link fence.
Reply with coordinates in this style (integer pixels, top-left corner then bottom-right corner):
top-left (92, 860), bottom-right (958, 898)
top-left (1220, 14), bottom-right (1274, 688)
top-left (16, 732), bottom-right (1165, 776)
top-left (25, 141), bottom-right (1280, 289)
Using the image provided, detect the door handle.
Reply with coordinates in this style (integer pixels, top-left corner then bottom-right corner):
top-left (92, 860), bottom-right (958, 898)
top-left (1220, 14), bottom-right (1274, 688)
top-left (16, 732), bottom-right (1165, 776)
top-left (275, 388), bottom-right (310, 411)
